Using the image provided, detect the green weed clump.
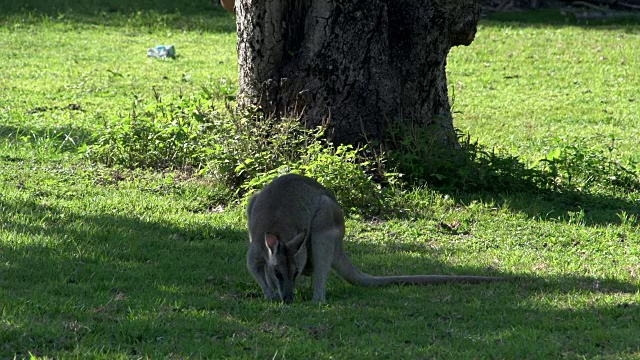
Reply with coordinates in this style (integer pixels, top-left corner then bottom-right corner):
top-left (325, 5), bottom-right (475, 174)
top-left (86, 93), bottom-right (391, 213)
top-left (385, 122), bottom-right (640, 195)
top-left (385, 123), bottom-right (549, 192)
top-left (536, 136), bottom-right (640, 193)
top-left (88, 89), bottom-right (639, 210)
top-left (87, 93), bottom-right (215, 171)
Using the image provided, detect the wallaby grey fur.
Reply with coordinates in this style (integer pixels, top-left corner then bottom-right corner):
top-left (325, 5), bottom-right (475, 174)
top-left (246, 174), bottom-right (502, 303)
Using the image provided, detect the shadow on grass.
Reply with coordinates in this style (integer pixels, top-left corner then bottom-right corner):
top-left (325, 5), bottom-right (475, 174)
top-left (389, 131), bottom-right (640, 227)
top-left (482, 8), bottom-right (640, 30)
top-left (0, 0), bottom-right (235, 33)
top-left (0, 194), bottom-right (251, 356)
top-left (457, 189), bottom-right (640, 227)
top-left (1, 193), bottom-right (639, 357)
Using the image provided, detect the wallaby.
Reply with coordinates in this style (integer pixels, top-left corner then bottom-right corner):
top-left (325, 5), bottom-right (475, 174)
top-left (246, 174), bottom-right (502, 303)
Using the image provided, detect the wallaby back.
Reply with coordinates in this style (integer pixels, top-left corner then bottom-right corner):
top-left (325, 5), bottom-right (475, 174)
top-left (247, 174), bottom-right (334, 241)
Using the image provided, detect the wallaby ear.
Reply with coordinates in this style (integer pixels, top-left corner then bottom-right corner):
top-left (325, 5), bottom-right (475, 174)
top-left (289, 231), bottom-right (307, 251)
top-left (289, 232), bottom-right (308, 271)
top-left (265, 233), bottom-right (279, 256)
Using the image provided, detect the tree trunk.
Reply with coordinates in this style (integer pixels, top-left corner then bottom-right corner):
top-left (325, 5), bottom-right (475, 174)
top-left (236, 0), bottom-right (480, 146)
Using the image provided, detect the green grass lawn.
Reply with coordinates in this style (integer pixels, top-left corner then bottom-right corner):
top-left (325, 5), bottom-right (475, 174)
top-left (448, 17), bottom-right (640, 164)
top-left (1, 2), bottom-right (639, 359)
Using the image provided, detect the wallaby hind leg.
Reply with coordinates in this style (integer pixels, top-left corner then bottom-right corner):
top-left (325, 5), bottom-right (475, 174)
top-left (309, 196), bottom-right (345, 302)
top-left (310, 228), bottom-right (341, 302)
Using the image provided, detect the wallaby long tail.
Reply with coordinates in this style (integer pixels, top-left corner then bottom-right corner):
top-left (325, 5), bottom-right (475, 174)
top-left (332, 250), bottom-right (503, 287)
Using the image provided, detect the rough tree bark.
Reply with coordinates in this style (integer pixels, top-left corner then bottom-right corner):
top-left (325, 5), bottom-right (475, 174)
top-left (236, 0), bottom-right (480, 146)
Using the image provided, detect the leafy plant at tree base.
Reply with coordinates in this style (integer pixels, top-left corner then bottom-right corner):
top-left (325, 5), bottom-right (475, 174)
top-left (88, 91), bottom-right (639, 209)
top-left (86, 92), bottom-right (393, 213)
top-left (384, 122), bottom-right (552, 193)
top-left (535, 136), bottom-right (640, 193)
top-left (384, 121), bottom-right (640, 195)
top-left (87, 93), bottom-right (219, 171)
top-left (242, 140), bottom-right (391, 214)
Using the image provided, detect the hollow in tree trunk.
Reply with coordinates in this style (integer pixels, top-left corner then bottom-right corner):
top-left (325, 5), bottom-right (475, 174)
top-left (236, 0), bottom-right (480, 146)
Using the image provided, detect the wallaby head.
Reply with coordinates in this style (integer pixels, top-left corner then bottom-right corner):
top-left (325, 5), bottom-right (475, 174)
top-left (263, 232), bottom-right (308, 303)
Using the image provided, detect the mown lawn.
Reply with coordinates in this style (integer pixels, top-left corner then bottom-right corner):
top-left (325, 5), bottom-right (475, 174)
top-left (1, 2), bottom-right (639, 359)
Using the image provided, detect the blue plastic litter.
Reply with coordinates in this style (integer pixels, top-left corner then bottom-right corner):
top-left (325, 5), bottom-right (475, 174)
top-left (147, 45), bottom-right (176, 59)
